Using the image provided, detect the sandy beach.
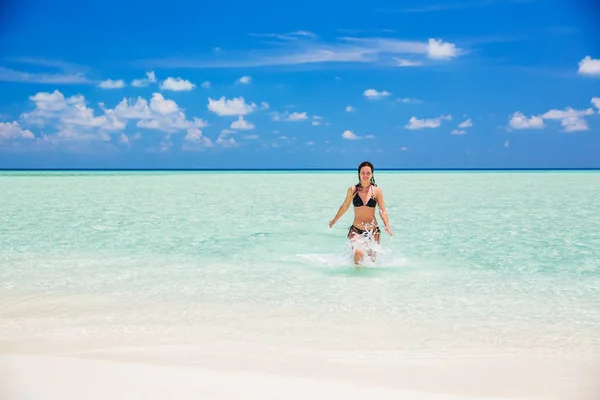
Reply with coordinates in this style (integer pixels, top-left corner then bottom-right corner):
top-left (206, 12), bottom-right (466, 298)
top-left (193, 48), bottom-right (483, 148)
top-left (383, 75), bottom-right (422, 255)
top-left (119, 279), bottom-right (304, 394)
top-left (1, 294), bottom-right (599, 400)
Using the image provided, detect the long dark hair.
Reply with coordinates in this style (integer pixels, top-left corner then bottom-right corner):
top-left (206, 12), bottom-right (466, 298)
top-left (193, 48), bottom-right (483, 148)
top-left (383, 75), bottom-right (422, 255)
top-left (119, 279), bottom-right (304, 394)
top-left (355, 161), bottom-right (376, 192)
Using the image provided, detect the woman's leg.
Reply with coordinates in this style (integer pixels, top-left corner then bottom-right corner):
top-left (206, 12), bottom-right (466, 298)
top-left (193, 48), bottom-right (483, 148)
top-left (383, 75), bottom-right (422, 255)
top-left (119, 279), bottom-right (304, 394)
top-left (348, 226), bottom-right (365, 265)
top-left (367, 227), bottom-right (381, 262)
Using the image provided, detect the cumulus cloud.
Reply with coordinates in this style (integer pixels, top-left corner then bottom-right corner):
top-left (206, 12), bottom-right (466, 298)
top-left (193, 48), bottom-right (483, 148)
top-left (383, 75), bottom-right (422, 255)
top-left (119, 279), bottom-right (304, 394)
top-left (342, 129), bottom-right (358, 140)
top-left (22, 90), bottom-right (124, 132)
top-left (578, 56), bottom-right (600, 76)
top-left (216, 137), bottom-right (237, 147)
top-left (160, 77), bottom-right (195, 91)
top-left (207, 96), bottom-right (257, 116)
top-left (237, 76), bottom-right (252, 84)
top-left (508, 112), bottom-right (544, 130)
top-left (397, 97), bottom-right (423, 104)
top-left (230, 116), bottom-right (255, 130)
top-left (272, 111), bottom-right (309, 121)
top-left (98, 79), bottom-right (125, 89)
top-left (540, 107), bottom-right (595, 132)
top-left (508, 104), bottom-right (597, 132)
top-left (363, 89), bottom-right (390, 99)
top-left (451, 129), bottom-right (466, 135)
top-left (427, 38), bottom-right (460, 59)
top-left (0, 121), bottom-right (35, 140)
top-left (131, 71), bottom-right (157, 87)
top-left (17, 90), bottom-right (207, 143)
top-left (458, 118), bottom-right (473, 128)
top-left (345, 105), bottom-right (356, 112)
top-left (592, 97), bottom-right (600, 112)
top-left (184, 128), bottom-right (213, 147)
top-left (341, 130), bottom-right (374, 140)
top-left (404, 114), bottom-right (452, 130)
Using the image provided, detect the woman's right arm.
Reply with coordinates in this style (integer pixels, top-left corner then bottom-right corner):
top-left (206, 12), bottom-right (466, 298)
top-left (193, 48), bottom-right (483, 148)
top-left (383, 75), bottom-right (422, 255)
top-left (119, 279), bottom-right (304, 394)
top-left (329, 186), bottom-right (354, 228)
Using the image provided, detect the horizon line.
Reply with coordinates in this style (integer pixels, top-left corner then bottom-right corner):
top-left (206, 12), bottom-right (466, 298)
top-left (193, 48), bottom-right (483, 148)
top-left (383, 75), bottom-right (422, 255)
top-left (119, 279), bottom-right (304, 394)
top-left (2, 168), bottom-right (600, 172)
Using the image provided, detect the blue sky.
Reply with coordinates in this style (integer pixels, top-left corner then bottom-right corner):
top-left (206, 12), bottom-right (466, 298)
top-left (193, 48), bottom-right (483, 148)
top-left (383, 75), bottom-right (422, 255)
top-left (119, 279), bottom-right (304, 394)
top-left (0, 0), bottom-right (599, 169)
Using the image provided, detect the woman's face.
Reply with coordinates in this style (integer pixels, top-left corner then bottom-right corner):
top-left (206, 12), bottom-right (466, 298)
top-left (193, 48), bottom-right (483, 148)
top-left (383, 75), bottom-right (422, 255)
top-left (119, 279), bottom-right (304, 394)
top-left (359, 166), bottom-right (372, 182)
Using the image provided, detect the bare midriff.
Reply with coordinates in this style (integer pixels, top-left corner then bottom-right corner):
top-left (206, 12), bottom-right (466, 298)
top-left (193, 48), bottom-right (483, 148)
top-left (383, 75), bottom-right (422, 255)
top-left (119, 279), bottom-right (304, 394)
top-left (352, 207), bottom-right (378, 230)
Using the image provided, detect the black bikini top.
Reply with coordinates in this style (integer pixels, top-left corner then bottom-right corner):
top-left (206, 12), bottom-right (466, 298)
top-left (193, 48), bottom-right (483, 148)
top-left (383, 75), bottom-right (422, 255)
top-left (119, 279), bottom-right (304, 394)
top-left (353, 185), bottom-right (377, 208)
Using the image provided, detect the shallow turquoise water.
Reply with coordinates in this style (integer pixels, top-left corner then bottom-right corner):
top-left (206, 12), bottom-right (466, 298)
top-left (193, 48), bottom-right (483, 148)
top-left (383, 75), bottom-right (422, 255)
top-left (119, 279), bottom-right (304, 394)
top-left (1, 171), bottom-right (599, 333)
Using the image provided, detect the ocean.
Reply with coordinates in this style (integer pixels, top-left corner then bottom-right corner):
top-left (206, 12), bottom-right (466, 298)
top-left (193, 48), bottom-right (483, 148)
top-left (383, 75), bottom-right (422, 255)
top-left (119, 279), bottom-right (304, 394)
top-left (1, 170), bottom-right (599, 399)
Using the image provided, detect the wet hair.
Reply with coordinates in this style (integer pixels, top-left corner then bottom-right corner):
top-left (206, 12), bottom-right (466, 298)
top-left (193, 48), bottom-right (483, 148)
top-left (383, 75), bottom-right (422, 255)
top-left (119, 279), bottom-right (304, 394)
top-left (355, 161), bottom-right (377, 192)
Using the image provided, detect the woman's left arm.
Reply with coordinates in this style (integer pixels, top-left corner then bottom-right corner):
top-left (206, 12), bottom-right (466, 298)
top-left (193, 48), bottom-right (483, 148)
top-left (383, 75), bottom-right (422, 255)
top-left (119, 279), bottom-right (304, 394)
top-left (376, 188), bottom-right (393, 236)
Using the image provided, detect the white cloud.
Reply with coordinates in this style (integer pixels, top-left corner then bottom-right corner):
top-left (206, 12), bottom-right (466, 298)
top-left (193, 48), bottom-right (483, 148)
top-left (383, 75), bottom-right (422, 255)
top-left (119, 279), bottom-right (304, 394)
top-left (404, 114), bottom-right (452, 130)
top-left (540, 107), bottom-right (594, 132)
top-left (363, 89), bottom-right (391, 99)
top-left (272, 111), bottom-right (309, 121)
top-left (427, 38), bottom-right (460, 59)
top-left (312, 115), bottom-right (323, 126)
top-left (98, 79), bottom-right (125, 89)
top-left (342, 129), bottom-right (358, 140)
top-left (109, 97), bottom-right (153, 120)
top-left (19, 90), bottom-right (208, 142)
top-left (237, 76), bottom-right (252, 84)
top-left (230, 116), bottom-right (255, 130)
top-left (397, 97), bottom-right (423, 104)
top-left (160, 77), bottom-right (196, 91)
top-left (560, 118), bottom-right (589, 132)
top-left (0, 67), bottom-right (91, 84)
top-left (591, 97), bottom-right (600, 113)
top-left (577, 56), bottom-right (600, 76)
top-left (0, 121), bottom-right (34, 140)
top-left (131, 71), bottom-right (157, 87)
top-left (147, 93), bottom-right (179, 115)
top-left (216, 137), bottom-right (237, 147)
top-left (395, 58), bottom-right (423, 67)
top-left (401, 146), bottom-right (408, 151)
top-left (451, 129), bottom-right (467, 135)
top-left (508, 103), bottom-right (598, 132)
top-left (146, 35), bottom-right (462, 69)
top-left (61, 100), bottom-right (125, 131)
top-left (207, 96), bottom-right (257, 116)
top-left (22, 91), bottom-right (124, 132)
top-left (458, 118), bottom-right (473, 128)
top-left (509, 112), bottom-right (544, 129)
top-left (184, 128), bottom-right (213, 146)
top-left (201, 81), bottom-right (211, 88)
top-left (306, 141), bottom-right (315, 146)
top-left (345, 105), bottom-right (356, 112)
top-left (220, 129), bottom-right (236, 136)
top-left (541, 107), bottom-right (594, 120)
top-left (504, 140), bottom-right (509, 148)
top-left (21, 90), bottom-right (68, 123)
top-left (119, 133), bottom-right (129, 144)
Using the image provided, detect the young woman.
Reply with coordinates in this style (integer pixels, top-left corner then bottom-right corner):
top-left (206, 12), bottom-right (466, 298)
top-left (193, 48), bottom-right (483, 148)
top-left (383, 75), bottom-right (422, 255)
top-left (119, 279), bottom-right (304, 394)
top-left (329, 161), bottom-right (393, 265)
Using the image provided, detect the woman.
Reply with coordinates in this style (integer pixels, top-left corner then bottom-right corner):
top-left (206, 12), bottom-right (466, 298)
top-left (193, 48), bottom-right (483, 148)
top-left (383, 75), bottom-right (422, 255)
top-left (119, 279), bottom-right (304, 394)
top-left (329, 161), bottom-right (393, 265)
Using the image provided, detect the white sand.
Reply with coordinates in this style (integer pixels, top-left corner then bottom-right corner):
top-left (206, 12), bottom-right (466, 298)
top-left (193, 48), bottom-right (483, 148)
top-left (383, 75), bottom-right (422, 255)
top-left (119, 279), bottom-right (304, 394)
top-left (0, 354), bottom-right (518, 400)
top-left (1, 294), bottom-right (599, 400)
